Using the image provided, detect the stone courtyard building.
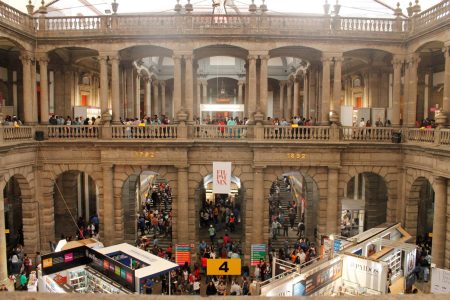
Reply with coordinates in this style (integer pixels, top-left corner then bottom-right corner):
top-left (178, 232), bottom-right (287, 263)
top-left (0, 0), bottom-right (450, 282)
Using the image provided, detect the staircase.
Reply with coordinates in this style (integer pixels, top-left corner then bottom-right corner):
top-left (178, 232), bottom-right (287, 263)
top-left (269, 178), bottom-right (302, 251)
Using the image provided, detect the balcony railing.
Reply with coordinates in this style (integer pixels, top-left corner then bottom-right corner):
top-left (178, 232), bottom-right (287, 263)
top-left (263, 126), bottom-right (330, 141)
top-left (47, 125), bottom-right (100, 139)
top-left (111, 125), bottom-right (178, 139)
top-left (2, 125), bottom-right (450, 148)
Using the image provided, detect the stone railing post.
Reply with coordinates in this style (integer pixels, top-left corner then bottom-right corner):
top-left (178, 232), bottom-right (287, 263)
top-left (38, 14), bottom-right (46, 31)
top-left (177, 111), bottom-right (188, 139)
top-left (330, 124), bottom-right (340, 142)
top-left (100, 124), bottom-right (112, 139)
top-left (254, 124), bottom-right (264, 140)
top-left (402, 128), bottom-right (409, 143)
top-left (0, 127), bottom-right (4, 142)
top-left (435, 127), bottom-right (442, 145)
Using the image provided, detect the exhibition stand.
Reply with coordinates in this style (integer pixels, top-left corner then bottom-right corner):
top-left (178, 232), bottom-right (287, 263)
top-left (38, 243), bottom-right (178, 294)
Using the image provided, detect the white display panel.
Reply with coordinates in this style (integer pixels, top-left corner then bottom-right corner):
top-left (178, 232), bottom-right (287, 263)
top-left (341, 105), bottom-right (354, 127)
top-left (200, 104), bottom-right (244, 112)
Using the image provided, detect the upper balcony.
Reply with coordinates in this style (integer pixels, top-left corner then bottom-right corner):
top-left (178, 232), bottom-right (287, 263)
top-left (1, 125), bottom-right (449, 151)
top-left (0, 0), bottom-right (449, 42)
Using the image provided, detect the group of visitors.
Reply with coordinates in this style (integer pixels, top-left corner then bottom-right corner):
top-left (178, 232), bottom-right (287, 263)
top-left (6, 244), bottom-right (40, 291)
top-left (413, 235), bottom-right (433, 282)
top-left (75, 214), bottom-right (100, 240)
top-left (1, 115), bottom-right (22, 127)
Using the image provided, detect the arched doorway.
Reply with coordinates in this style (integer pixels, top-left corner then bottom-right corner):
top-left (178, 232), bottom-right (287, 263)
top-left (121, 171), bottom-right (172, 246)
top-left (343, 172), bottom-right (388, 237)
top-left (195, 174), bottom-right (245, 255)
top-left (407, 177), bottom-right (434, 241)
top-left (53, 171), bottom-right (98, 240)
top-left (267, 172), bottom-right (319, 253)
top-left (3, 177), bottom-right (23, 252)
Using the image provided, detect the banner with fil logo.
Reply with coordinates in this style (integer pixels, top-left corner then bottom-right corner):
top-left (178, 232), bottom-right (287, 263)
top-left (213, 162), bottom-right (231, 194)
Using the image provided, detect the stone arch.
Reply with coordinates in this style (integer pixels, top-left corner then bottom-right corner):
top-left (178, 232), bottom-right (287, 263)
top-left (269, 45), bottom-right (322, 62)
top-left (412, 39), bottom-right (446, 53)
top-left (114, 165), bottom-right (177, 243)
top-left (264, 166), bottom-right (326, 241)
top-left (0, 33), bottom-right (30, 51)
top-left (194, 44), bottom-right (249, 60)
top-left (118, 44), bottom-right (174, 61)
top-left (1, 166), bottom-right (37, 255)
top-left (38, 163), bottom-right (102, 250)
top-left (339, 166), bottom-right (398, 223)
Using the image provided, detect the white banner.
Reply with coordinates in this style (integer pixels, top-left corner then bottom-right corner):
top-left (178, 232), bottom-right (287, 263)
top-left (213, 162), bottom-right (231, 194)
top-left (431, 267), bottom-right (450, 294)
top-left (342, 255), bottom-right (388, 293)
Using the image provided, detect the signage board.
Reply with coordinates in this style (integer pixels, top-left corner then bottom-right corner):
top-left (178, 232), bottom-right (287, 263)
top-left (431, 267), bottom-right (450, 294)
top-left (175, 244), bottom-right (191, 266)
top-left (404, 248), bottom-right (416, 276)
top-left (342, 255), bottom-right (388, 293)
top-left (251, 244), bottom-right (267, 266)
top-left (207, 259), bottom-right (241, 276)
top-left (293, 260), bottom-right (342, 296)
top-left (213, 162), bottom-right (231, 194)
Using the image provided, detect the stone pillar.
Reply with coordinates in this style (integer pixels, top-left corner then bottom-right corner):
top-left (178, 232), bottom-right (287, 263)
top-left (247, 54), bottom-right (257, 120)
top-left (309, 67), bottom-right (317, 122)
top-left (303, 74), bottom-right (309, 118)
top-left (177, 166), bottom-right (189, 243)
top-left (446, 180), bottom-right (450, 269)
top-left (110, 55), bottom-right (121, 124)
top-left (321, 56), bottom-right (332, 125)
top-left (0, 182), bottom-right (7, 282)
top-left (185, 54), bottom-right (194, 122)
top-left (20, 53), bottom-right (33, 124)
top-left (252, 167), bottom-right (265, 244)
top-left (392, 56), bottom-right (403, 126)
top-left (99, 55), bottom-right (110, 119)
top-left (202, 81), bottom-right (208, 104)
top-left (406, 54), bottom-right (420, 127)
top-left (332, 55), bottom-right (343, 123)
top-left (144, 78), bottom-right (152, 116)
top-left (173, 54), bottom-right (182, 120)
top-left (152, 81), bottom-right (159, 117)
top-left (293, 78), bottom-right (299, 117)
top-left (197, 81), bottom-right (202, 117)
top-left (126, 66), bottom-right (134, 118)
top-left (161, 81), bottom-right (166, 116)
top-left (286, 80), bottom-right (293, 119)
top-left (31, 62), bottom-right (38, 123)
top-left (102, 164), bottom-right (115, 246)
top-left (259, 54), bottom-right (269, 117)
top-left (279, 81), bottom-right (285, 120)
top-left (326, 167), bottom-right (339, 234)
top-left (135, 74), bottom-right (141, 118)
top-left (443, 46), bottom-right (450, 121)
top-left (432, 176), bottom-right (447, 268)
top-left (238, 81), bottom-right (244, 104)
top-left (38, 54), bottom-right (49, 124)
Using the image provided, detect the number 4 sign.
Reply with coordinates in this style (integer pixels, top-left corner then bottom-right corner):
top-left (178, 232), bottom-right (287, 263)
top-left (206, 259), bottom-right (241, 276)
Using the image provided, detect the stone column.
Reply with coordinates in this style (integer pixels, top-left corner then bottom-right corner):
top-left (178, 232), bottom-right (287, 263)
top-left (177, 166), bottom-right (189, 243)
top-left (102, 164), bottom-right (115, 246)
top-left (332, 55), bottom-right (343, 123)
top-left (446, 180), bottom-right (450, 269)
top-left (326, 167), bottom-right (339, 234)
top-left (303, 74), bottom-right (309, 118)
top-left (135, 74), bottom-right (141, 118)
top-left (161, 81), bottom-right (166, 116)
top-left (20, 53), bottom-right (33, 124)
top-left (126, 66), bottom-right (134, 118)
top-left (31, 62), bottom-right (38, 123)
top-left (432, 176), bottom-right (447, 268)
top-left (153, 80), bottom-right (160, 117)
top-left (99, 55), bottom-right (110, 119)
top-left (406, 53), bottom-right (420, 127)
top-left (238, 81), bottom-right (244, 104)
top-left (321, 55), bottom-right (332, 125)
top-left (144, 78), bottom-right (151, 116)
top-left (185, 54), bottom-right (194, 122)
top-left (279, 81), bottom-right (285, 120)
top-left (286, 80), bottom-right (293, 119)
top-left (247, 54), bottom-right (257, 120)
top-left (173, 54), bottom-right (182, 119)
top-left (443, 46), bottom-right (450, 121)
top-left (38, 54), bottom-right (49, 124)
top-left (309, 66), bottom-right (317, 122)
top-left (259, 54), bottom-right (269, 117)
top-left (197, 81), bottom-right (202, 117)
top-left (202, 81), bottom-right (208, 104)
top-left (110, 55), bottom-right (121, 124)
top-left (0, 181), bottom-right (7, 282)
top-left (392, 56), bottom-right (403, 126)
top-left (293, 78), bottom-right (299, 117)
top-left (252, 167), bottom-right (265, 244)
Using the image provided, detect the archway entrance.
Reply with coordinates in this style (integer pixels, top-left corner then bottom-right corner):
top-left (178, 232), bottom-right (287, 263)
top-left (121, 171), bottom-right (172, 246)
top-left (196, 174), bottom-right (245, 256)
top-left (53, 171), bottom-right (98, 240)
top-left (343, 172), bottom-right (388, 237)
top-left (407, 177), bottom-right (434, 241)
top-left (268, 172), bottom-right (319, 257)
top-left (3, 177), bottom-right (23, 252)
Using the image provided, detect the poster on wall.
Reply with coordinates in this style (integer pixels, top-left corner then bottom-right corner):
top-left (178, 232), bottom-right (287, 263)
top-left (251, 244), bottom-right (267, 266)
top-left (431, 267), bottom-right (450, 294)
top-left (213, 162), bottom-right (231, 194)
top-left (342, 255), bottom-right (388, 293)
top-left (404, 249), bottom-right (416, 276)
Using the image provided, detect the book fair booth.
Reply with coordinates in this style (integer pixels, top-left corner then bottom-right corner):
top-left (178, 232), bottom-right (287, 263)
top-left (260, 223), bottom-right (416, 297)
top-left (38, 243), bottom-right (178, 294)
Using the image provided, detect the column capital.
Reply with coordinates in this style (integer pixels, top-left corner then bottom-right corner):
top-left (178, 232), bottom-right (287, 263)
top-left (160, 80), bottom-right (166, 87)
top-left (19, 51), bottom-right (34, 62)
top-left (333, 55), bottom-right (344, 63)
top-left (101, 162), bottom-right (113, 169)
top-left (152, 80), bottom-right (159, 87)
top-left (36, 52), bottom-right (49, 63)
top-left (109, 55), bottom-right (120, 62)
top-left (172, 54), bottom-right (183, 61)
top-left (279, 80), bottom-right (287, 87)
top-left (183, 54), bottom-right (194, 62)
top-left (259, 54), bottom-right (270, 61)
top-left (98, 55), bottom-right (108, 62)
top-left (442, 46), bottom-right (450, 58)
top-left (321, 56), bottom-right (333, 64)
top-left (175, 164), bottom-right (189, 170)
top-left (238, 80), bottom-right (245, 86)
top-left (247, 54), bottom-right (258, 61)
top-left (328, 165), bottom-right (341, 171)
top-left (433, 176), bottom-right (448, 184)
top-left (392, 55), bottom-right (404, 66)
top-left (406, 53), bottom-right (421, 66)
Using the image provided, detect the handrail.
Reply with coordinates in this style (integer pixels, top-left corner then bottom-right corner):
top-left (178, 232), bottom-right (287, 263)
top-left (415, 0), bottom-right (450, 30)
top-left (47, 125), bottom-right (100, 139)
top-left (0, 1), bottom-right (35, 33)
top-left (263, 125), bottom-right (330, 141)
top-left (111, 125), bottom-right (178, 139)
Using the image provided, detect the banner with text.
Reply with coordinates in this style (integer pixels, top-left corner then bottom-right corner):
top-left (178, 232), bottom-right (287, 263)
top-left (251, 244), bottom-right (267, 266)
top-left (213, 162), bottom-right (231, 194)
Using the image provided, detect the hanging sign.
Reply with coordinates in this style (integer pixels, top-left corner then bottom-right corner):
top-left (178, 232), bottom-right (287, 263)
top-left (213, 162), bottom-right (231, 194)
top-left (251, 244), bottom-right (267, 266)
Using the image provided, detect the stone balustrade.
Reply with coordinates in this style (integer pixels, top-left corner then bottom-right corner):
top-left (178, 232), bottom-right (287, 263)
top-left (194, 125), bottom-right (248, 139)
top-left (263, 125), bottom-right (330, 141)
top-left (3, 125), bottom-right (450, 148)
top-left (1, 3), bottom-right (447, 39)
top-left (342, 126), bottom-right (395, 142)
top-left (111, 125), bottom-right (178, 139)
